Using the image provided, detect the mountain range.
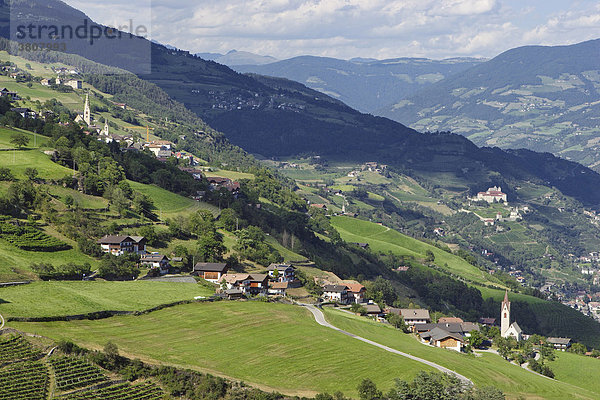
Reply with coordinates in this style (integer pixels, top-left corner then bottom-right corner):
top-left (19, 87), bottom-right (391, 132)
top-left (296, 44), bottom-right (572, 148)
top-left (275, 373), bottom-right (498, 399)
top-left (4, 1), bottom-right (600, 207)
top-left (380, 39), bottom-right (600, 170)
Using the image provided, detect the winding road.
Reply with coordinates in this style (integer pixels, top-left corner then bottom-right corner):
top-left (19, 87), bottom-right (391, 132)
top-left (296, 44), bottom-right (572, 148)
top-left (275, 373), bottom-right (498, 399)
top-left (300, 304), bottom-right (473, 385)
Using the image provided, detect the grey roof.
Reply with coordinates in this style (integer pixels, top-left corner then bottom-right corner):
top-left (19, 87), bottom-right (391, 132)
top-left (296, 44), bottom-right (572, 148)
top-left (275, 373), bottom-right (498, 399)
top-left (267, 263), bottom-right (295, 271)
top-left (427, 327), bottom-right (465, 342)
top-left (97, 235), bottom-right (132, 244)
top-left (400, 309), bottom-right (431, 320)
top-left (225, 288), bottom-right (243, 295)
top-left (130, 236), bottom-right (146, 243)
top-left (194, 263), bottom-right (228, 272)
top-left (509, 322), bottom-right (522, 334)
top-left (248, 273), bottom-right (269, 282)
top-left (460, 322), bottom-right (480, 333)
top-left (140, 254), bottom-right (168, 262)
top-left (323, 284), bottom-right (348, 293)
top-left (547, 337), bottom-right (571, 345)
top-left (364, 304), bottom-right (382, 314)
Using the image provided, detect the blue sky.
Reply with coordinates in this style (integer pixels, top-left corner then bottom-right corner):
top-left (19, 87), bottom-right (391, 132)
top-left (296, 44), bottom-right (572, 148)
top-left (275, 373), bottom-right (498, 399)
top-left (64, 0), bottom-right (600, 60)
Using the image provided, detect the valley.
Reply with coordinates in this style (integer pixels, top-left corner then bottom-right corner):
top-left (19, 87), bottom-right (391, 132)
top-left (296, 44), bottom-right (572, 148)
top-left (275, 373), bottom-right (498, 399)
top-left (0, 2), bottom-right (599, 399)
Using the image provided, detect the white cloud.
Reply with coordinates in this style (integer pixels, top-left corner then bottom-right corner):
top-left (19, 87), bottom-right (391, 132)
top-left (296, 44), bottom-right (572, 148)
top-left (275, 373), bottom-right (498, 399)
top-left (62, 0), bottom-right (600, 60)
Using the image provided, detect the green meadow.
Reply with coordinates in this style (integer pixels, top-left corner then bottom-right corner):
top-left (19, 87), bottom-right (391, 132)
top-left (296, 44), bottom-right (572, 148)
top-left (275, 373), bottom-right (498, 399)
top-left (10, 301), bottom-right (434, 397)
top-left (0, 280), bottom-right (214, 318)
top-left (127, 180), bottom-right (218, 218)
top-left (9, 301), bottom-right (597, 399)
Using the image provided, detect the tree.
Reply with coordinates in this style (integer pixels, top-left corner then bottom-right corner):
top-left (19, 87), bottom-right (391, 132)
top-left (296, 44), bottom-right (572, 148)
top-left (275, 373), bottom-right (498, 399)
top-left (350, 303), bottom-right (367, 315)
top-left (196, 233), bottom-right (226, 262)
top-left (217, 208), bottom-right (238, 231)
top-left (570, 342), bottom-right (587, 355)
top-left (10, 133), bottom-right (29, 149)
top-left (425, 249), bottom-right (435, 262)
top-left (357, 379), bottom-right (382, 400)
top-left (469, 330), bottom-right (484, 349)
top-left (64, 194), bottom-right (74, 209)
top-left (24, 167), bottom-right (38, 181)
top-left (0, 167), bottom-right (15, 181)
top-left (387, 313), bottom-right (408, 331)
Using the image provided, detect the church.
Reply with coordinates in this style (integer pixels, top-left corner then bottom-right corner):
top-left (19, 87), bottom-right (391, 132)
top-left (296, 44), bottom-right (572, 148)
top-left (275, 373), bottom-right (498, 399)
top-left (501, 290), bottom-right (522, 341)
top-left (74, 92), bottom-right (110, 137)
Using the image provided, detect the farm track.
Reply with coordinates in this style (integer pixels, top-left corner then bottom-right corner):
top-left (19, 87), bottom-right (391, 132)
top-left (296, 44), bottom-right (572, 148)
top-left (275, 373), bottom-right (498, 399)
top-left (300, 304), bottom-right (473, 385)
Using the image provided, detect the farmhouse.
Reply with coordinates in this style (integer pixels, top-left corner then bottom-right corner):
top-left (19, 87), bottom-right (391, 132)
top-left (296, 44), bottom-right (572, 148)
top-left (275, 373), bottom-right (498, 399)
top-left (344, 282), bottom-right (366, 303)
top-left (420, 327), bottom-right (466, 352)
top-left (398, 309), bottom-right (431, 326)
top-left (220, 273), bottom-right (270, 295)
top-left (0, 88), bottom-right (19, 100)
top-left (97, 235), bottom-right (147, 256)
top-left (364, 303), bottom-right (383, 317)
top-left (268, 281), bottom-right (289, 296)
top-left (267, 264), bottom-right (296, 283)
top-left (322, 284), bottom-right (349, 304)
top-left (10, 107), bottom-right (37, 118)
top-left (140, 254), bottom-right (170, 274)
top-left (476, 186), bottom-right (507, 203)
top-left (547, 337), bottom-right (571, 351)
top-left (194, 262), bottom-right (228, 283)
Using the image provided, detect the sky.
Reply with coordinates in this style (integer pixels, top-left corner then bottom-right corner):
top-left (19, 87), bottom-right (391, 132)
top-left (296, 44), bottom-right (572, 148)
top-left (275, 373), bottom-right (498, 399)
top-left (63, 0), bottom-right (600, 60)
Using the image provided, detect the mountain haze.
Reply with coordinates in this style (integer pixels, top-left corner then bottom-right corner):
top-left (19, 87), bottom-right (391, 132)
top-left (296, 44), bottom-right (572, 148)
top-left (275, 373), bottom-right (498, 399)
top-left (234, 56), bottom-right (483, 113)
top-left (381, 39), bottom-right (600, 169)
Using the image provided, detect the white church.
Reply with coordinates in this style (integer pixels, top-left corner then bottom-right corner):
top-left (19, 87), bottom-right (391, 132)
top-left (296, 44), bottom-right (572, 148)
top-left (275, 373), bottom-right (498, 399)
top-left (75, 92), bottom-right (110, 137)
top-left (501, 290), bottom-right (523, 341)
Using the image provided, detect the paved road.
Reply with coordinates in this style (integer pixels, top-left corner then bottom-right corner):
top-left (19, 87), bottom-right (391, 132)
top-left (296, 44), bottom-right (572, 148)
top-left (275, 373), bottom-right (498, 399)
top-left (301, 304), bottom-right (473, 385)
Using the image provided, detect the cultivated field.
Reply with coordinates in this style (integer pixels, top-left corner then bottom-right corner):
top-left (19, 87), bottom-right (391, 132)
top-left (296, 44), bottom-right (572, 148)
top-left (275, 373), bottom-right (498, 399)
top-left (0, 281), bottom-right (214, 318)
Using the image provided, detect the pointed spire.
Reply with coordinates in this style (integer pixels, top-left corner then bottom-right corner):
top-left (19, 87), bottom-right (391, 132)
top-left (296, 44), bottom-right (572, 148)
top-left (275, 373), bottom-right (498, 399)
top-left (83, 92), bottom-right (91, 126)
top-left (503, 289), bottom-right (510, 307)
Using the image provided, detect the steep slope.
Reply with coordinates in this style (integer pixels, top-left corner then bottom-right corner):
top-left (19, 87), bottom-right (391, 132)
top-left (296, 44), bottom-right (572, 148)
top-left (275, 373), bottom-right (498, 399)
top-left (6, 1), bottom-right (600, 207)
top-left (382, 39), bottom-right (600, 169)
top-left (234, 55), bottom-right (483, 113)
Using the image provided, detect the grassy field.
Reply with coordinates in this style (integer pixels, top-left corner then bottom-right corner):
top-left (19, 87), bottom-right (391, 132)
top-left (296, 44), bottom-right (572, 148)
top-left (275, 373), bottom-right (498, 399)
top-left (547, 351), bottom-right (600, 394)
top-left (9, 301), bottom-right (597, 399)
top-left (205, 170), bottom-right (255, 181)
top-left (10, 301), bottom-right (435, 397)
top-left (47, 186), bottom-right (109, 210)
top-left (322, 308), bottom-right (598, 400)
top-left (0, 149), bottom-right (73, 180)
top-left (0, 281), bottom-right (214, 318)
top-left (127, 180), bottom-right (218, 218)
top-left (330, 216), bottom-right (500, 286)
top-left (0, 126), bottom-right (49, 149)
top-left (0, 239), bottom-right (98, 282)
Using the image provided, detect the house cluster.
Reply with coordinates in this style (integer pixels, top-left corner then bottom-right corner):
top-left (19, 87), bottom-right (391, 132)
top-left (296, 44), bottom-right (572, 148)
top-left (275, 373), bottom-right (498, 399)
top-left (40, 77), bottom-right (82, 89)
top-left (362, 162), bottom-right (388, 174)
top-left (144, 140), bottom-right (174, 160)
top-left (97, 235), bottom-right (172, 275)
top-left (207, 177), bottom-right (241, 195)
top-left (474, 186), bottom-right (508, 203)
top-left (194, 263), bottom-right (299, 299)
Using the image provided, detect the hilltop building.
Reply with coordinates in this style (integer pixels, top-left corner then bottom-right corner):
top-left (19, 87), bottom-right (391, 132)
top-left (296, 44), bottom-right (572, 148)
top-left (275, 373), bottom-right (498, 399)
top-left (500, 290), bottom-right (522, 341)
top-left (476, 186), bottom-right (507, 203)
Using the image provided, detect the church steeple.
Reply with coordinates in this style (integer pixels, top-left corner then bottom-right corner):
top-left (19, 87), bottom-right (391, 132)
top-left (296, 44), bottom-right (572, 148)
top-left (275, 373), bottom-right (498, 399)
top-left (83, 92), bottom-right (91, 126)
top-left (103, 119), bottom-right (109, 136)
top-left (501, 290), bottom-right (511, 336)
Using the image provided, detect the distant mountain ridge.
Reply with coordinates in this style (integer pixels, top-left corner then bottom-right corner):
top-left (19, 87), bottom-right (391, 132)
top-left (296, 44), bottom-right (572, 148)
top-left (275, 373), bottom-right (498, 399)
top-left (234, 55), bottom-right (484, 113)
top-left (6, 1), bottom-right (600, 207)
top-left (196, 50), bottom-right (278, 66)
top-left (380, 39), bottom-right (600, 170)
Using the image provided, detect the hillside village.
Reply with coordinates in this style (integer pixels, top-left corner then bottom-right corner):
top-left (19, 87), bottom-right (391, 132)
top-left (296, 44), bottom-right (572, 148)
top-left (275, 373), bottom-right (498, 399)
top-left (0, 43), bottom-right (600, 400)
